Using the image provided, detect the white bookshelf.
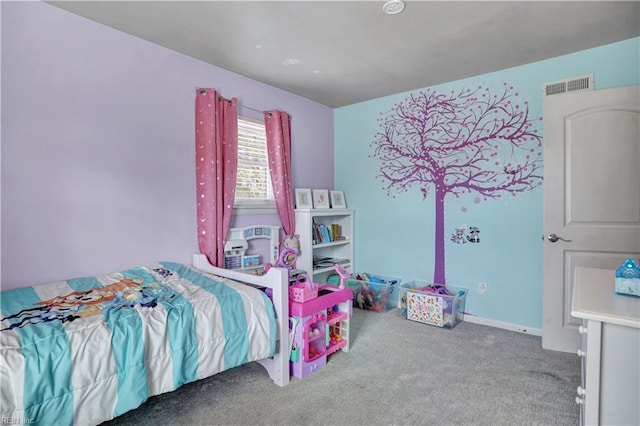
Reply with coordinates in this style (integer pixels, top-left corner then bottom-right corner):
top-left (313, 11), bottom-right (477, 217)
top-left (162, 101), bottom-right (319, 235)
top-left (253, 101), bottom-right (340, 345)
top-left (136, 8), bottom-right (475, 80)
top-left (294, 209), bottom-right (354, 283)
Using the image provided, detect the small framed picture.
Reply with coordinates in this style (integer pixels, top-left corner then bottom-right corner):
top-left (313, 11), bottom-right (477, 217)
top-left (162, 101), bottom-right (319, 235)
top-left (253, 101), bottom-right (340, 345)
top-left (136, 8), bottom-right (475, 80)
top-left (295, 188), bottom-right (313, 209)
top-left (312, 189), bottom-right (330, 209)
top-left (330, 190), bottom-right (346, 209)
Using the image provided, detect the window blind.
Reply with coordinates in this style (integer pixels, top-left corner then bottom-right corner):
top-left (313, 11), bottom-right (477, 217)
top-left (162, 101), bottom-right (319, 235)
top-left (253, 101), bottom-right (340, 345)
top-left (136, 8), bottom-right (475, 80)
top-left (236, 117), bottom-right (273, 201)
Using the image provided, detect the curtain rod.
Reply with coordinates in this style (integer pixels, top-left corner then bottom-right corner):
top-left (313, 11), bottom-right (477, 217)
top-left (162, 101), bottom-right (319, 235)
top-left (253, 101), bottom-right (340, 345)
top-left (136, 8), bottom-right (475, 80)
top-left (239, 104), bottom-right (264, 114)
top-left (197, 88), bottom-right (266, 115)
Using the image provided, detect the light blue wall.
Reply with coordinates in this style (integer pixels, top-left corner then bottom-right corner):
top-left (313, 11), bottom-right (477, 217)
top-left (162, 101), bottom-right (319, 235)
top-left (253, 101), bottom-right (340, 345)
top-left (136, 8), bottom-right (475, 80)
top-left (334, 37), bottom-right (639, 329)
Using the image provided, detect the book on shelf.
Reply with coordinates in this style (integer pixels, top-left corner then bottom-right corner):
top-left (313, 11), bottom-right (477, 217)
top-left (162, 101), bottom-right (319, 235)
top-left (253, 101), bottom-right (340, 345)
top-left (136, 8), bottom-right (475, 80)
top-left (332, 224), bottom-right (342, 240)
top-left (312, 219), bottom-right (321, 244)
top-left (318, 224), bottom-right (331, 243)
top-left (312, 222), bottom-right (345, 245)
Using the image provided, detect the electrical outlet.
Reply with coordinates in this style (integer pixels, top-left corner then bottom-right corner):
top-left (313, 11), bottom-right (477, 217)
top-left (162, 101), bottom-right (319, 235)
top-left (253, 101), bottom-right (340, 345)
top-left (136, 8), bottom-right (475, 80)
top-left (478, 282), bottom-right (488, 296)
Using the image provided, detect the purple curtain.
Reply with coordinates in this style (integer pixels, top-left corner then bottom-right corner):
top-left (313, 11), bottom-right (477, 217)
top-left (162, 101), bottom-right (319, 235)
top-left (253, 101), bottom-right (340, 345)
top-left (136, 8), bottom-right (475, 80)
top-left (195, 89), bottom-right (238, 267)
top-left (264, 110), bottom-right (295, 237)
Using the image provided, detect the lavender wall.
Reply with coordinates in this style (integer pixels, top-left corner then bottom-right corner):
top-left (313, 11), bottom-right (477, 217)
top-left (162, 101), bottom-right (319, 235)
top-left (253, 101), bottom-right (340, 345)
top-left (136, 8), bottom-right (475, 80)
top-left (1, 1), bottom-right (333, 290)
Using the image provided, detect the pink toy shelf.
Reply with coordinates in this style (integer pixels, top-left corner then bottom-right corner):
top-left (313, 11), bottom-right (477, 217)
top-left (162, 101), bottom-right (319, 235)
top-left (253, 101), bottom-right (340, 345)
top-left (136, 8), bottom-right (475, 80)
top-left (289, 280), bottom-right (352, 379)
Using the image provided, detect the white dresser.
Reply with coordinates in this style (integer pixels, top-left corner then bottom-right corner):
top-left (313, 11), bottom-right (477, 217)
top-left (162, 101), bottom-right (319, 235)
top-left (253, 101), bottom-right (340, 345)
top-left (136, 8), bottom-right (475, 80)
top-left (571, 267), bottom-right (640, 426)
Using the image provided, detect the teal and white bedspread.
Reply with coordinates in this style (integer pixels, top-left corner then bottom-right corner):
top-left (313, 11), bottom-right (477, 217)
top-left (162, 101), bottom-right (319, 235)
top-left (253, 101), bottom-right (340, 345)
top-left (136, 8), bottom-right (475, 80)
top-left (0, 262), bottom-right (276, 426)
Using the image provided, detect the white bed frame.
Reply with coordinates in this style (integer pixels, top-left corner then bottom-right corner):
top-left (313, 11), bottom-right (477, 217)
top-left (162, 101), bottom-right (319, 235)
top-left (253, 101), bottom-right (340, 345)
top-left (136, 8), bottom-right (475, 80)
top-left (192, 253), bottom-right (290, 386)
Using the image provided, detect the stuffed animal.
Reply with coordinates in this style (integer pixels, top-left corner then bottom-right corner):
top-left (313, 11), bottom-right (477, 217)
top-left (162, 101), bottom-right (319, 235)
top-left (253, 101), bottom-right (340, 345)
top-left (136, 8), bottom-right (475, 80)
top-left (356, 288), bottom-right (375, 310)
top-left (283, 234), bottom-right (300, 255)
top-left (264, 235), bottom-right (300, 272)
top-left (355, 280), bottom-right (388, 312)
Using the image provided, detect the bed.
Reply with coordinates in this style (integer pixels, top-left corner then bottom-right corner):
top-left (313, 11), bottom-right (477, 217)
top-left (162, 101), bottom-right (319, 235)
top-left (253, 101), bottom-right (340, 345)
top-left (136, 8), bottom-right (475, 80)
top-left (0, 254), bottom-right (290, 426)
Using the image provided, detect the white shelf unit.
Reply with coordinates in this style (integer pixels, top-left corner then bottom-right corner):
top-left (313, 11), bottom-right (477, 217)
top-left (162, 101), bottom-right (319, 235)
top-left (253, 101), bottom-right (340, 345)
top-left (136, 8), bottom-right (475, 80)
top-left (294, 209), bottom-right (354, 283)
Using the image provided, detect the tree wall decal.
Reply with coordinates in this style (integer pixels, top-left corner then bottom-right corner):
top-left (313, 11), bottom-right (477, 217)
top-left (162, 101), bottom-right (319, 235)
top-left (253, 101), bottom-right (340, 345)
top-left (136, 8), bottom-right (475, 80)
top-left (370, 83), bottom-right (543, 285)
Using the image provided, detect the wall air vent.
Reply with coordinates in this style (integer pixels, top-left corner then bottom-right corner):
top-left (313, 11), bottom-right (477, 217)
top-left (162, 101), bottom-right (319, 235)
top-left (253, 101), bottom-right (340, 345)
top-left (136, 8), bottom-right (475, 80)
top-left (543, 74), bottom-right (594, 96)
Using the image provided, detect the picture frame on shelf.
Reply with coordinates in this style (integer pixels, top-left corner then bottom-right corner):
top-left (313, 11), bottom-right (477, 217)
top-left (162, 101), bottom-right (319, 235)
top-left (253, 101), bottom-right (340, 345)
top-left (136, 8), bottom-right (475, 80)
top-left (330, 190), bottom-right (346, 209)
top-left (295, 188), bottom-right (313, 209)
top-left (312, 189), bottom-right (330, 209)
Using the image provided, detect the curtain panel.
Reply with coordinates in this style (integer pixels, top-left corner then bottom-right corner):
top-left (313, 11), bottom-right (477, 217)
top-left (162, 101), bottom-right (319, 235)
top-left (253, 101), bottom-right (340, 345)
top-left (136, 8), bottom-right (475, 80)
top-left (195, 89), bottom-right (238, 267)
top-left (264, 110), bottom-right (295, 238)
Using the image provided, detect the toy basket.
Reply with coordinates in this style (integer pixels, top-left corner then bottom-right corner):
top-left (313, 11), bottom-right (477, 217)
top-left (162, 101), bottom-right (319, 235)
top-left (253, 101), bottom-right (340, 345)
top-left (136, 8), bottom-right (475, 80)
top-left (289, 273), bottom-right (318, 302)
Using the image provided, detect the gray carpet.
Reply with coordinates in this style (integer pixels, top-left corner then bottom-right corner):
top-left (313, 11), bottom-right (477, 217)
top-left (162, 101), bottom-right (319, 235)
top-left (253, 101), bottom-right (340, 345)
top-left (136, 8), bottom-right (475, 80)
top-left (104, 309), bottom-right (580, 426)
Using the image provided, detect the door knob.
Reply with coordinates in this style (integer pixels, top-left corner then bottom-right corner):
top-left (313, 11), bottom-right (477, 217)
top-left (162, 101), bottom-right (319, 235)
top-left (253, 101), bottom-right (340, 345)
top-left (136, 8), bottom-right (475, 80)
top-left (547, 233), bottom-right (572, 243)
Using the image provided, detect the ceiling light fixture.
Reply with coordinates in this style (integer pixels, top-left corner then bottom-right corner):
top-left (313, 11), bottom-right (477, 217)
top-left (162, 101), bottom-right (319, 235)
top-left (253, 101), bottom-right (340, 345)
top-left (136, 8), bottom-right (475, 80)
top-left (383, 0), bottom-right (405, 15)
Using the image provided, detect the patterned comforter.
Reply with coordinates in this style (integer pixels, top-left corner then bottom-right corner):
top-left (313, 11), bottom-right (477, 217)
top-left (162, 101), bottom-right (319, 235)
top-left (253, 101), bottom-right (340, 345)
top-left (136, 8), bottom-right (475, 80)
top-left (0, 262), bottom-right (276, 426)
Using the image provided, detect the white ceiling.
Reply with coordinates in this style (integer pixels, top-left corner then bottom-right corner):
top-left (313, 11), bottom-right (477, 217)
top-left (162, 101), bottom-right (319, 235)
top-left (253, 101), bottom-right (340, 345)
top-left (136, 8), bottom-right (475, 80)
top-left (48, 1), bottom-right (640, 108)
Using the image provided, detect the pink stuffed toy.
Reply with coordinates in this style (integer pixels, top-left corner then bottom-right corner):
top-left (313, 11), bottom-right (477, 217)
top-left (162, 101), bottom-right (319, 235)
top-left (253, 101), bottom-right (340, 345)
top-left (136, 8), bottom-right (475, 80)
top-left (283, 234), bottom-right (300, 255)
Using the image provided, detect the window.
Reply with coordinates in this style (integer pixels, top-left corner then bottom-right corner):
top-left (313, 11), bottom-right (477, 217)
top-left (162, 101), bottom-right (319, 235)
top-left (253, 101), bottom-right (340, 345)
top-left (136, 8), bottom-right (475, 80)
top-left (235, 117), bottom-right (274, 209)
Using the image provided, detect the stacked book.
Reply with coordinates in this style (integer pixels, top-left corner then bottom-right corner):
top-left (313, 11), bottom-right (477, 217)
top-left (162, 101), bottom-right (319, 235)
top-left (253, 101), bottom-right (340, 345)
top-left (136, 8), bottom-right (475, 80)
top-left (312, 220), bottom-right (345, 244)
top-left (313, 256), bottom-right (350, 269)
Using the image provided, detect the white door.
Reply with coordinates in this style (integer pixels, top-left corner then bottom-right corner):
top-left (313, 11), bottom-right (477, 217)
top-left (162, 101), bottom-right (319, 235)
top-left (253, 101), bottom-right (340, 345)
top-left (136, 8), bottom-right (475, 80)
top-left (542, 85), bottom-right (640, 353)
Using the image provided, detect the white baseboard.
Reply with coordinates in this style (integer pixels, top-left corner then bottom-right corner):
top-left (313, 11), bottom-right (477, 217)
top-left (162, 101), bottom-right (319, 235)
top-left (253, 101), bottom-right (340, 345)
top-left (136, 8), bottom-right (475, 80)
top-left (463, 314), bottom-right (542, 336)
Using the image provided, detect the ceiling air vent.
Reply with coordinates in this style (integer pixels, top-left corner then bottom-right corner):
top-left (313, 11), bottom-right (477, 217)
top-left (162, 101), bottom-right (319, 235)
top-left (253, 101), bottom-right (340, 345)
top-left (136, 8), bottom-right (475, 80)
top-left (543, 74), bottom-right (594, 96)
